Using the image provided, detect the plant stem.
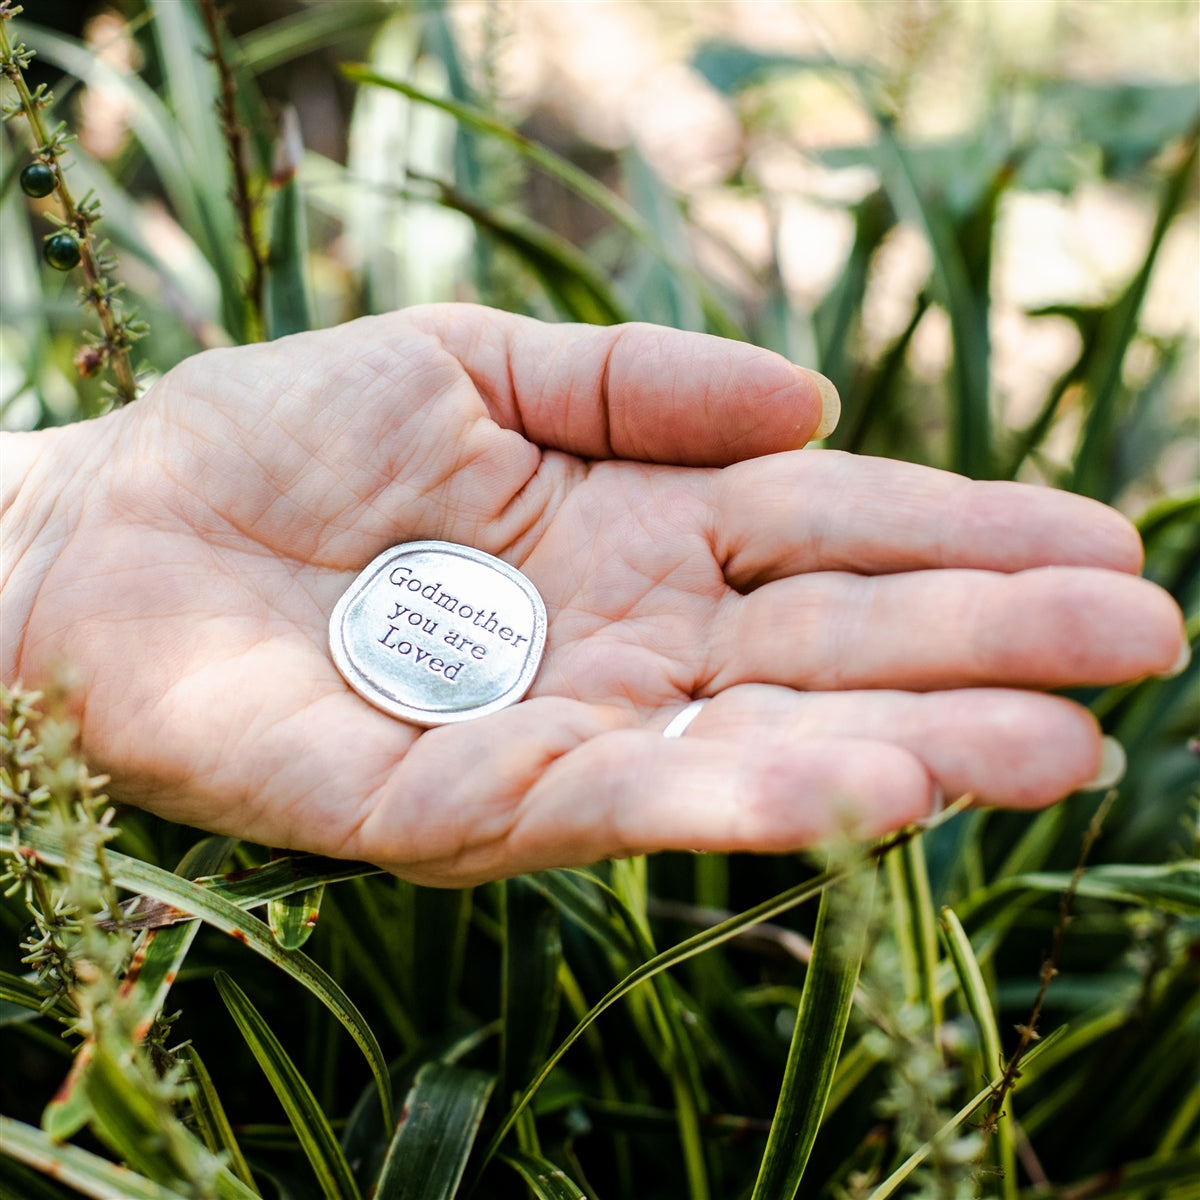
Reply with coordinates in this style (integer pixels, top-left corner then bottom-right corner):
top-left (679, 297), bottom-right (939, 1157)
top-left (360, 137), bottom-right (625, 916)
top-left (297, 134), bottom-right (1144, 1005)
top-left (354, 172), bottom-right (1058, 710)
top-left (196, 0), bottom-right (265, 340)
top-left (979, 791), bottom-right (1118, 1148)
top-left (0, 8), bottom-right (140, 404)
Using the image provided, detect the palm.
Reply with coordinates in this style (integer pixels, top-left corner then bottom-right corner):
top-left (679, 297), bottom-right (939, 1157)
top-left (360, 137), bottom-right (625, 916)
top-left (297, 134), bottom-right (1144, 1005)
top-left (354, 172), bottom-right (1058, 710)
top-left (9, 306), bottom-right (1184, 885)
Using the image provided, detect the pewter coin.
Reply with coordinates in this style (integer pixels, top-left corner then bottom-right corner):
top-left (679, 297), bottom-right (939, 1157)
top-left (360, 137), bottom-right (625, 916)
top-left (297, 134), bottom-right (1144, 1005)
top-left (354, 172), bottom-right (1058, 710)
top-left (329, 541), bottom-right (547, 726)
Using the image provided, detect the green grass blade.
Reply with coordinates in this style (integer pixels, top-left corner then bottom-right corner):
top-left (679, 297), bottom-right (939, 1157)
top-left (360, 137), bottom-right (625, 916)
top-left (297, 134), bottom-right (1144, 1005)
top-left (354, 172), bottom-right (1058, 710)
top-left (478, 863), bottom-right (856, 1173)
top-left (268, 883), bottom-right (325, 951)
top-left (238, 2), bottom-right (393, 74)
top-left (215, 971), bottom-right (363, 1200)
top-left (265, 110), bottom-right (312, 340)
top-left (181, 1045), bottom-right (259, 1195)
top-left (1072, 121), bottom-right (1200, 499)
top-left (474, 816), bottom-right (968, 1180)
top-left (499, 1150), bottom-right (594, 1199)
top-left (2, 821), bottom-right (393, 1130)
top-left (79, 1040), bottom-right (253, 1198)
top-left (994, 805), bottom-right (1069, 880)
top-left (1157, 1075), bottom-right (1200, 1158)
top-left (405, 176), bottom-right (633, 324)
top-left (341, 64), bottom-right (744, 339)
top-left (0, 1114), bottom-right (190, 1200)
top-left (608, 860), bottom-right (709, 1200)
top-left (41, 837), bottom-right (234, 1140)
top-left (939, 906), bottom-right (1014, 1199)
top-left (750, 869), bottom-right (874, 1200)
top-left (501, 878), bottom-right (562, 1105)
top-left (902, 839), bottom-right (940, 1026)
top-left (870, 115), bottom-right (993, 477)
top-left (979, 863), bottom-right (1200, 919)
top-left (145, 0), bottom-right (244, 336)
top-left (884, 838), bottom-right (940, 1023)
top-left (320, 892), bottom-right (419, 1047)
top-left (0, 1154), bottom-right (73, 1200)
top-left (813, 188), bottom-right (894, 394)
top-left (621, 146), bottom-right (706, 332)
top-left (374, 1062), bottom-right (494, 1200)
top-left (1138, 490), bottom-right (1200, 549)
top-left (397, 883), bottom-right (472, 1037)
top-left (526, 870), bottom-right (639, 962)
top-left (147, 0), bottom-right (228, 194)
top-left (201, 855), bottom-right (380, 908)
top-left (938, 907), bottom-right (1002, 1078)
top-left (0, 968), bottom-right (71, 1019)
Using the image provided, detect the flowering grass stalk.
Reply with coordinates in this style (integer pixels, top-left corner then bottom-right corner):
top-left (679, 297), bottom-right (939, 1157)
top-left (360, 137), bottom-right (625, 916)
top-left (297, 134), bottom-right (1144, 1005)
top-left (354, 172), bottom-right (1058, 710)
top-left (0, 2), bottom-right (145, 404)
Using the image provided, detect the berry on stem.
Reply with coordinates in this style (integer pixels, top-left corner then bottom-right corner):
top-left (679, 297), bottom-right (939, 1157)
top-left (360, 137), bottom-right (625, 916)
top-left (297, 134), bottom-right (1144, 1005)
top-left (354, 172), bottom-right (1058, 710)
top-left (44, 230), bottom-right (81, 270)
top-left (20, 161), bottom-right (56, 198)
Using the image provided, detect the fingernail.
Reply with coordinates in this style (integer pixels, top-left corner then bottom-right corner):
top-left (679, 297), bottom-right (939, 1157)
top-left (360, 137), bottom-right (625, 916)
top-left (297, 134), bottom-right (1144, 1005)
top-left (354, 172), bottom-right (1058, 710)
top-left (806, 370), bottom-right (841, 440)
top-left (1158, 640), bottom-right (1191, 679)
top-left (1082, 737), bottom-right (1126, 791)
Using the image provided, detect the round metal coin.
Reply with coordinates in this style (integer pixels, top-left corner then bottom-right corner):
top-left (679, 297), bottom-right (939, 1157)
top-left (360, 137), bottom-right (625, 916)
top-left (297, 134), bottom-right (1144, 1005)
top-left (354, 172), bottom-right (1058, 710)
top-left (329, 541), bottom-right (547, 726)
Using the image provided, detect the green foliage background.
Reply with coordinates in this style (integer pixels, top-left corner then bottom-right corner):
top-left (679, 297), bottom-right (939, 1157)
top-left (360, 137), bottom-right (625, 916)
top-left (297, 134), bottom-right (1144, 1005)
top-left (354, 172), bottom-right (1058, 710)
top-left (1, 2), bottom-right (1198, 1198)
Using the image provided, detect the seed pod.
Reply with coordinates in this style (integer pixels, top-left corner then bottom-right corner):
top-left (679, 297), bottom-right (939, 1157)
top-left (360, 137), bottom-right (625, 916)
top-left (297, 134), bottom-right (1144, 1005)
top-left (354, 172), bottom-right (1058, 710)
top-left (20, 162), bottom-right (57, 198)
top-left (44, 231), bottom-right (82, 271)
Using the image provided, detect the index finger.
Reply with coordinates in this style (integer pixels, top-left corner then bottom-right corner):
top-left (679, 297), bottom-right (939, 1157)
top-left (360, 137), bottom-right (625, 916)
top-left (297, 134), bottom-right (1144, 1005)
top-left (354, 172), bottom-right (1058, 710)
top-left (405, 304), bottom-right (840, 466)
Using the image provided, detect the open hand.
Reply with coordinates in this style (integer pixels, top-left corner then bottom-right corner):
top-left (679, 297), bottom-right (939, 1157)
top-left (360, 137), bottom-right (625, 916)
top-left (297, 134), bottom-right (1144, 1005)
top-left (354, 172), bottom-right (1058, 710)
top-left (2, 306), bottom-right (1186, 884)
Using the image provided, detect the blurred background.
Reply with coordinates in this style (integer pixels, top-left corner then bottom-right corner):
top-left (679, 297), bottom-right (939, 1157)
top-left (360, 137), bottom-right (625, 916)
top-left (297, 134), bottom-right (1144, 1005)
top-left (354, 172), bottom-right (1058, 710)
top-left (4, 0), bottom-right (1197, 513)
top-left (2, 5), bottom-right (1198, 1197)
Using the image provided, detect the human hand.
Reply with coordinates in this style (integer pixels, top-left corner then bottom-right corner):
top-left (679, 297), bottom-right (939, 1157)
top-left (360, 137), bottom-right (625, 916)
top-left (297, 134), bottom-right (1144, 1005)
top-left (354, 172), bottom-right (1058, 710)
top-left (2, 306), bottom-right (1187, 885)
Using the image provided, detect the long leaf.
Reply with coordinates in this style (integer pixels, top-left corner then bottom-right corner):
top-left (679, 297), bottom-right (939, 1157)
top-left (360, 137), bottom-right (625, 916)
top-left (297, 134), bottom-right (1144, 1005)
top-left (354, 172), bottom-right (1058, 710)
top-left (182, 1045), bottom-right (259, 1195)
top-left (870, 113), bottom-right (994, 477)
top-left (1072, 121), bottom-right (1200, 499)
top-left (42, 838), bottom-right (234, 1140)
top-left (501, 878), bottom-right (562, 1105)
top-left (475, 817), bottom-right (957, 1176)
top-left (202, 855), bottom-right (380, 909)
top-left (0, 1153), bottom-right (72, 1200)
top-left (79, 1039), bottom-right (256, 1200)
top-left (975, 863), bottom-right (1200, 920)
top-left (146, 0), bottom-right (243, 336)
top-left (0, 1115), bottom-right (189, 1200)
top-left (526, 870), bottom-right (639, 963)
top-left (499, 1150), bottom-right (594, 1200)
top-left (938, 908), bottom-right (1002, 1079)
top-left (374, 1062), bottom-right (494, 1200)
top-left (238, 2), bottom-right (393, 74)
top-left (939, 906), bottom-right (1015, 1200)
top-left (750, 869), bottom-right (875, 1200)
top-left (407, 176), bottom-right (632, 325)
top-left (0, 968), bottom-right (72, 1020)
top-left (215, 972), bottom-right (362, 1200)
top-left (477, 861), bottom-right (854, 1173)
top-left (268, 883), bottom-right (325, 952)
top-left (341, 65), bottom-right (744, 339)
top-left (2, 821), bottom-right (393, 1129)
